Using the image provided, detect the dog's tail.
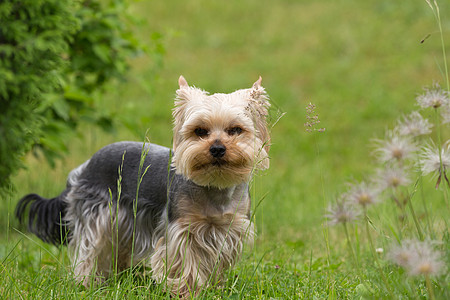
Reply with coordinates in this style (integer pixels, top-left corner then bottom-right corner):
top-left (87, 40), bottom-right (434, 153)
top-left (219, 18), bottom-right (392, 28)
top-left (15, 193), bottom-right (69, 245)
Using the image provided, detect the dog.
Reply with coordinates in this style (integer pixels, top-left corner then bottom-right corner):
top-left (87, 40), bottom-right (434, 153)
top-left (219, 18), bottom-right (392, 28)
top-left (16, 75), bottom-right (271, 297)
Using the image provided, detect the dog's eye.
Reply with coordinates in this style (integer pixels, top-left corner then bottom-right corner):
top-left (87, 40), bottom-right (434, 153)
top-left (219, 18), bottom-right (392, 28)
top-left (194, 128), bottom-right (209, 137)
top-left (227, 127), bottom-right (243, 136)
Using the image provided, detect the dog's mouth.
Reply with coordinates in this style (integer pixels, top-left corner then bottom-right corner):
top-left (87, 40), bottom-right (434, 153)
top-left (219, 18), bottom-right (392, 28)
top-left (192, 158), bottom-right (227, 171)
top-left (211, 159), bottom-right (226, 167)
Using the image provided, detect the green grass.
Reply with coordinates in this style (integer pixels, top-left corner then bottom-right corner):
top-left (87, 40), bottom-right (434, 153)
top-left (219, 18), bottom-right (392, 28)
top-left (2, 0), bottom-right (450, 298)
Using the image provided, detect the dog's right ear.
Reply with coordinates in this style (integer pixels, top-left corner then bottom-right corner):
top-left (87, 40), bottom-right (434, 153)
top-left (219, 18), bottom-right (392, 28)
top-left (173, 76), bottom-right (208, 149)
top-left (178, 75), bottom-right (189, 89)
top-left (175, 76), bottom-right (207, 104)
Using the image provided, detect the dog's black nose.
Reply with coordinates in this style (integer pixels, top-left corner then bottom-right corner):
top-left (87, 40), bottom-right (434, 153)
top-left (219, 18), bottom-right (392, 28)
top-left (210, 142), bottom-right (226, 158)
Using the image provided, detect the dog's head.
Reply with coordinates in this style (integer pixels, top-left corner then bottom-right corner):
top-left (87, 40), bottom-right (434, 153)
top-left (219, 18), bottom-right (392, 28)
top-left (172, 76), bottom-right (271, 188)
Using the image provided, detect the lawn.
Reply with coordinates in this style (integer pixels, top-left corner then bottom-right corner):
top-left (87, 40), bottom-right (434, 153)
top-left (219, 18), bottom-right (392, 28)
top-left (1, 0), bottom-right (449, 298)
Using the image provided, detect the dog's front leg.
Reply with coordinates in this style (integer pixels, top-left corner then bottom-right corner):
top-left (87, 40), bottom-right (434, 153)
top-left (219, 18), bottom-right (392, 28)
top-left (150, 219), bottom-right (209, 298)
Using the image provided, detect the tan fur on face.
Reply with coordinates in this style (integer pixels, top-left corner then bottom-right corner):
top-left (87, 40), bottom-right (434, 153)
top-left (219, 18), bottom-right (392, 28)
top-left (174, 111), bottom-right (255, 188)
top-left (172, 77), bottom-right (271, 188)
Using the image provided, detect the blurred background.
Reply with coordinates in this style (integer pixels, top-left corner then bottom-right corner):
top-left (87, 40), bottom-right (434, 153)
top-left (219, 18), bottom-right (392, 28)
top-left (10, 0), bottom-right (449, 254)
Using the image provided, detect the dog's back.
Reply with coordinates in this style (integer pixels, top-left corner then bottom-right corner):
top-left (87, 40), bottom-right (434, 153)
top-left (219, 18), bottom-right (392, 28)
top-left (16, 141), bottom-right (173, 245)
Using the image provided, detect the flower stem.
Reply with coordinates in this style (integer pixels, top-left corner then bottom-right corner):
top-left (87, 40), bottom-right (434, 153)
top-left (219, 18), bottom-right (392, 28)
top-left (343, 223), bottom-right (358, 268)
top-left (416, 158), bottom-right (434, 237)
top-left (425, 274), bottom-right (435, 300)
top-left (434, 109), bottom-right (450, 210)
top-left (364, 212), bottom-right (394, 297)
top-left (390, 192), bottom-right (404, 239)
top-left (407, 181), bottom-right (424, 240)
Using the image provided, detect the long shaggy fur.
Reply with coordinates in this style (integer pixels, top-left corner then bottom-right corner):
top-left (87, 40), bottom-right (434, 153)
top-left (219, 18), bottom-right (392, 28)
top-left (16, 76), bottom-right (270, 298)
top-left (151, 213), bottom-right (254, 295)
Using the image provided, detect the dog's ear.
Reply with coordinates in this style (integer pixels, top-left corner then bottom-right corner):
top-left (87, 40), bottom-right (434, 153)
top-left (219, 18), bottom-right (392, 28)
top-left (252, 76), bottom-right (262, 90)
top-left (247, 76), bottom-right (270, 117)
top-left (175, 76), bottom-right (207, 103)
top-left (178, 75), bottom-right (188, 89)
top-left (249, 76), bottom-right (268, 104)
top-left (248, 76), bottom-right (271, 170)
top-left (173, 76), bottom-right (208, 151)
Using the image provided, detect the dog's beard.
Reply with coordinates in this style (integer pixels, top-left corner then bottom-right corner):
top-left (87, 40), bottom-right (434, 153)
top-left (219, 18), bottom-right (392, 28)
top-left (174, 140), bottom-right (255, 189)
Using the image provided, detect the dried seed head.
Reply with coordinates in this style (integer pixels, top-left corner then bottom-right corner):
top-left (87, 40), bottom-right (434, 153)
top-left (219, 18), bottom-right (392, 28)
top-left (325, 196), bottom-right (360, 225)
top-left (388, 239), bottom-right (445, 277)
top-left (416, 83), bottom-right (450, 109)
top-left (376, 166), bottom-right (411, 191)
top-left (395, 111), bottom-right (433, 137)
top-left (345, 181), bottom-right (381, 207)
top-left (305, 102), bottom-right (325, 133)
top-left (419, 140), bottom-right (450, 188)
top-left (419, 141), bottom-right (450, 176)
top-left (373, 131), bottom-right (417, 164)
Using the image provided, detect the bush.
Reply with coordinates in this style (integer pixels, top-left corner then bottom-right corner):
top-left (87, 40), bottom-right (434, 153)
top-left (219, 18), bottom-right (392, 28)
top-left (0, 0), bottom-right (144, 197)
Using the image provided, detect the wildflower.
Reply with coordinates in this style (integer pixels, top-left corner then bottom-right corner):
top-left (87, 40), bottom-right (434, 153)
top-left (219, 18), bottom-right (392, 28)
top-left (388, 240), bottom-right (416, 268)
top-left (395, 111), bottom-right (433, 137)
top-left (373, 132), bottom-right (417, 164)
top-left (388, 239), bottom-right (445, 277)
top-left (304, 103), bottom-right (325, 133)
top-left (419, 141), bottom-right (450, 188)
top-left (376, 166), bottom-right (411, 190)
top-left (325, 198), bottom-right (360, 225)
top-left (376, 248), bottom-right (384, 254)
top-left (345, 181), bottom-right (381, 207)
top-left (416, 83), bottom-right (450, 109)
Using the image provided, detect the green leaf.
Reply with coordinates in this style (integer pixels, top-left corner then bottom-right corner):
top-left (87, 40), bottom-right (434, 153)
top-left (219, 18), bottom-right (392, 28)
top-left (92, 43), bottom-right (111, 63)
top-left (51, 98), bottom-right (70, 120)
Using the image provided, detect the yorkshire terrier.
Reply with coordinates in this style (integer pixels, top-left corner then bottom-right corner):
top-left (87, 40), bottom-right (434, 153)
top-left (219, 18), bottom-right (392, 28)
top-left (16, 76), bottom-right (271, 297)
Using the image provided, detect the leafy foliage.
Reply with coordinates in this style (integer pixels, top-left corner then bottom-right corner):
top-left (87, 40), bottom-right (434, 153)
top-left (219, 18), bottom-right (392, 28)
top-left (0, 0), bottom-right (144, 196)
top-left (0, 0), bottom-right (77, 196)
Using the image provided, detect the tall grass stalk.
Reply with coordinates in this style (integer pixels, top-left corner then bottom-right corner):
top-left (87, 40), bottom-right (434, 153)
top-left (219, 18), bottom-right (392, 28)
top-left (129, 142), bottom-right (151, 273)
top-left (321, 222), bottom-right (332, 290)
top-left (426, 0), bottom-right (450, 209)
top-left (425, 0), bottom-right (449, 90)
top-left (363, 212), bottom-right (394, 297)
top-left (342, 224), bottom-right (360, 279)
top-left (112, 152), bottom-right (125, 284)
top-left (305, 102), bottom-right (331, 293)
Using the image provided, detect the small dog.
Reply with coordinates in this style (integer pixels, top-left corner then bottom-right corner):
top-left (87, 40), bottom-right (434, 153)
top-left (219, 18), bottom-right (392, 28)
top-left (16, 76), bottom-right (271, 296)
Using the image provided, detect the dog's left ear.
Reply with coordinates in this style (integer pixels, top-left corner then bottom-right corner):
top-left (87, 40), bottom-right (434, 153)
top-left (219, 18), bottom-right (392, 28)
top-left (252, 76), bottom-right (262, 90)
top-left (248, 76), bottom-right (271, 170)
top-left (248, 76), bottom-right (270, 116)
top-left (250, 76), bottom-right (270, 106)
